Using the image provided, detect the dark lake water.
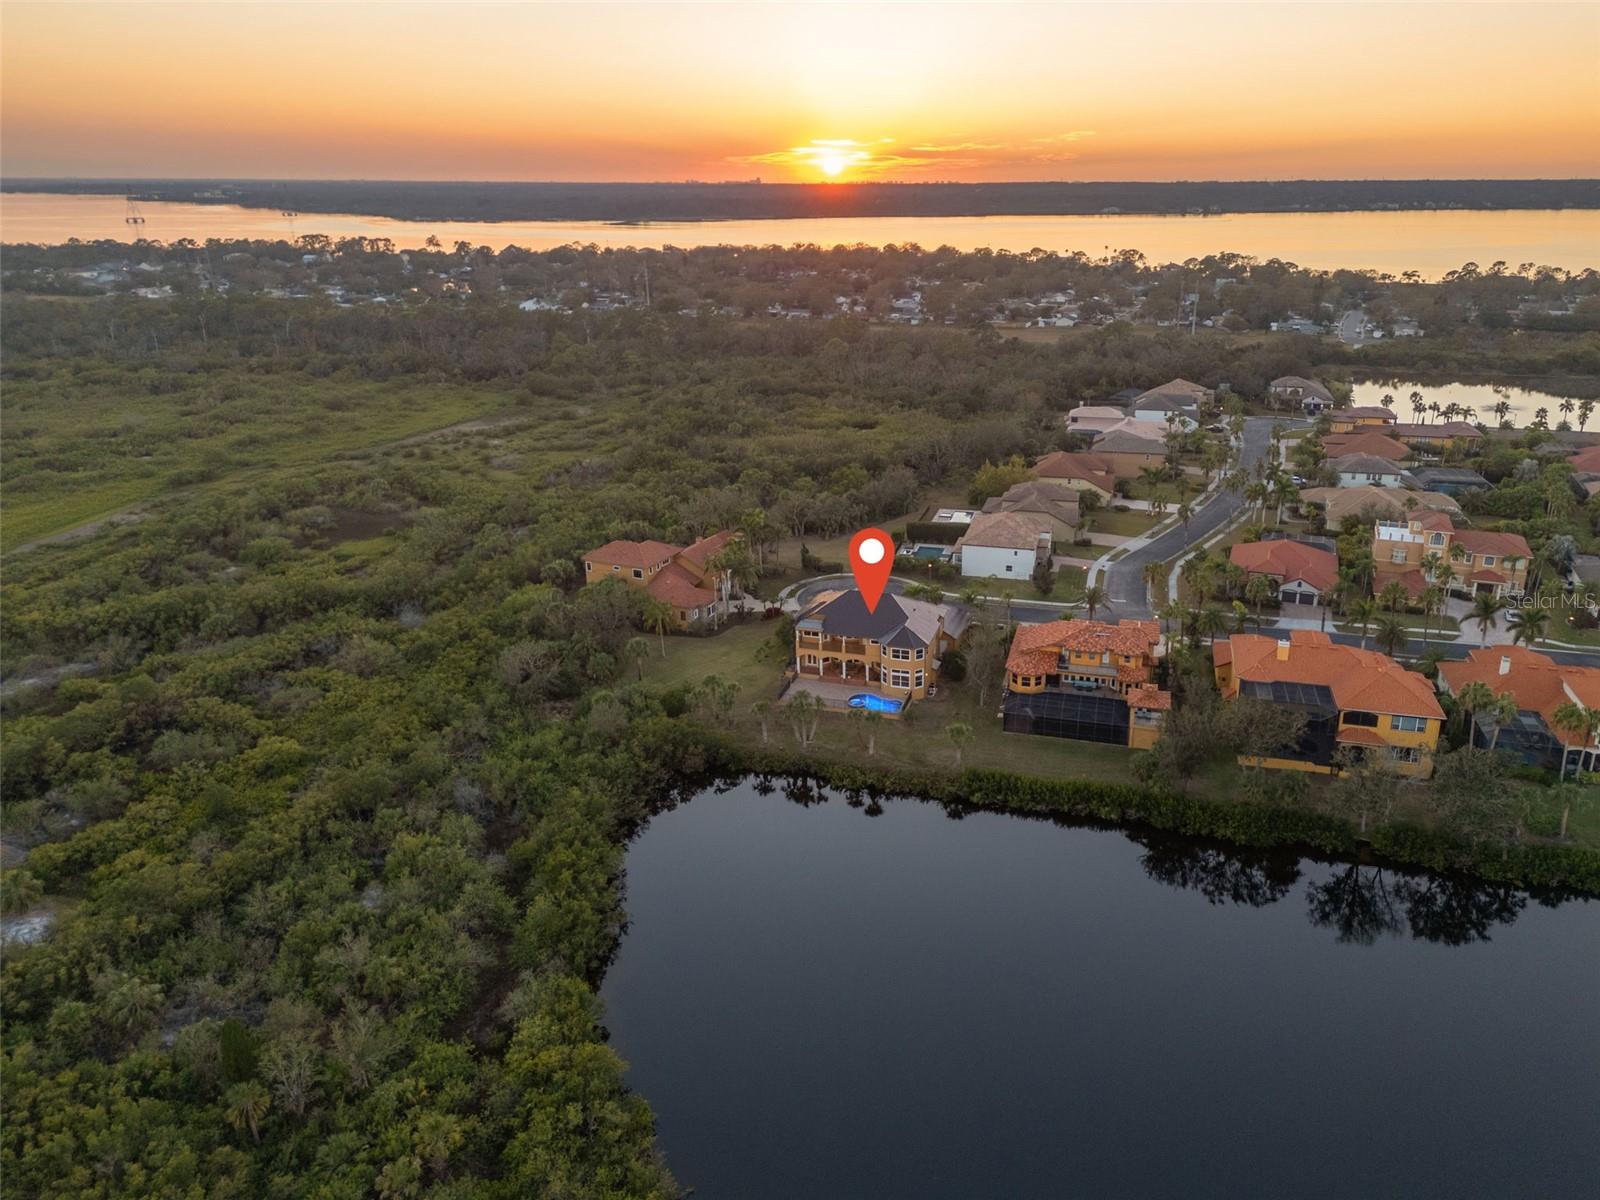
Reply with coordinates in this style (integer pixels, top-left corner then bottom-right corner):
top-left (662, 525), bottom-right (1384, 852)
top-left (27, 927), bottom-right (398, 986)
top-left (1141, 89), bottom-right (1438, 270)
top-left (601, 779), bottom-right (1600, 1200)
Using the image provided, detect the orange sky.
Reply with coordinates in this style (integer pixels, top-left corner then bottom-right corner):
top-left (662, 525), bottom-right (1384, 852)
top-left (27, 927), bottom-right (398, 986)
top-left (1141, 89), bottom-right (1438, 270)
top-left (3, 1), bottom-right (1597, 181)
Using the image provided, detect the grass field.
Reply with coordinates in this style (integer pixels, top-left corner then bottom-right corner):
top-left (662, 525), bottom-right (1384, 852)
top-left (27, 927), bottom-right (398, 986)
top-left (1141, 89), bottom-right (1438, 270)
top-left (2, 375), bottom-right (523, 552)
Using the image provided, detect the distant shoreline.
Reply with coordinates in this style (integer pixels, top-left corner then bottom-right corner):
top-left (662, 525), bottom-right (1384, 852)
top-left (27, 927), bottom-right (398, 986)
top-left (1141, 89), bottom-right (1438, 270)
top-left (5, 178), bottom-right (1597, 224)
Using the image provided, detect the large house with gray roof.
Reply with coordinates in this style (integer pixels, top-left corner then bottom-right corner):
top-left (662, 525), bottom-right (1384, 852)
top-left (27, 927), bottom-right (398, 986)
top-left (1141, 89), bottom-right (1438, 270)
top-left (793, 590), bottom-right (971, 706)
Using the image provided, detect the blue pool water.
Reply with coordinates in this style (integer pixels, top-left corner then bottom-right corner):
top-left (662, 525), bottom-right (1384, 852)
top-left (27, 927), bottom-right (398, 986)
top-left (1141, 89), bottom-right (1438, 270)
top-left (910, 545), bottom-right (948, 561)
top-left (848, 693), bottom-right (904, 713)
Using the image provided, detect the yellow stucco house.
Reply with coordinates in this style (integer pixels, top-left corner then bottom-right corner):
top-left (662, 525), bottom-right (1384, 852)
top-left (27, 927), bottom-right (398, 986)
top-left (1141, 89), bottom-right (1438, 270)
top-left (1001, 619), bottom-right (1170, 749)
top-left (582, 530), bottom-right (738, 629)
top-left (1213, 630), bottom-right (1443, 777)
top-left (793, 589), bottom-right (972, 708)
top-left (1327, 405), bottom-right (1399, 434)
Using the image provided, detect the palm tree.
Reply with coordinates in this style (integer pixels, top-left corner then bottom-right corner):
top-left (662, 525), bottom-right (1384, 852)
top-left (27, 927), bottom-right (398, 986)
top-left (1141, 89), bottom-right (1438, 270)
top-left (1481, 691), bottom-right (1520, 751)
top-left (1506, 606), bottom-right (1548, 647)
top-left (1177, 499), bottom-right (1194, 534)
top-left (625, 637), bottom-right (651, 681)
top-left (642, 597), bottom-right (675, 655)
top-left (1453, 680), bottom-right (1495, 743)
top-left (1374, 614), bottom-right (1408, 658)
top-left (1378, 580), bottom-right (1409, 613)
top-left (786, 691), bottom-right (821, 749)
top-left (1348, 598), bottom-right (1378, 649)
top-left (1194, 606), bottom-right (1229, 645)
top-left (1158, 600), bottom-right (1185, 640)
top-left (750, 698), bottom-right (773, 744)
top-left (1142, 561), bottom-right (1165, 607)
top-left (225, 1081), bottom-right (271, 1143)
top-left (1418, 585), bottom-right (1444, 648)
top-left (1470, 592), bottom-right (1506, 645)
top-left (946, 721), bottom-right (974, 767)
top-left (1244, 573), bottom-right (1274, 620)
top-left (1081, 583), bottom-right (1106, 622)
top-left (1550, 702), bottom-right (1600, 785)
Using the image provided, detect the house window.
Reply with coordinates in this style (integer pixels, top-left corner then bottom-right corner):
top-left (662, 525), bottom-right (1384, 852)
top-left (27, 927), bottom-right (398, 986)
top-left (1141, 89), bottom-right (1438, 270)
top-left (889, 669), bottom-right (911, 688)
top-left (1343, 710), bottom-right (1380, 728)
top-left (1005, 564), bottom-right (1014, 573)
top-left (632, 568), bottom-right (644, 579)
top-left (1482, 555), bottom-right (1496, 567)
top-left (1391, 549), bottom-right (1408, 564)
top-left (611, 564), bottom-right (620, 571)
top-left (915, 648), bottom-right (925, 660)
top-left (915, 669), bottom-right (925, 688)
top-left (689, 608), bottom-right (698, 619)
top-left (1460, 553), bottom-right (1474, 566)
top-left (1429, 533), bottom-right (1445, 546)
top-left (1390, 715), bottom-right (1427, 733)
top-left (1388, 745), bottom-right (1421, 763)
top-left (803, 654), bottom-right (817, 666)
top-left (584, 561), bottom-right (593, 573)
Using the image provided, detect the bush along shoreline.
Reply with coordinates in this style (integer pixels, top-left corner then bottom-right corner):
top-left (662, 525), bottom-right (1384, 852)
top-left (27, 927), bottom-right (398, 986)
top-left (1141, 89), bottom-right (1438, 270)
top-left (658, 731), bottom-right (1600, 896)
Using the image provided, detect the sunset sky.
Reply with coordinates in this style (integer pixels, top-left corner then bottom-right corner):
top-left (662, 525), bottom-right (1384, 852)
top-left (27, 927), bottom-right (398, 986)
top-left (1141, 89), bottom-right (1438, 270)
top-left (3, 1), bottom-right (1597, 182)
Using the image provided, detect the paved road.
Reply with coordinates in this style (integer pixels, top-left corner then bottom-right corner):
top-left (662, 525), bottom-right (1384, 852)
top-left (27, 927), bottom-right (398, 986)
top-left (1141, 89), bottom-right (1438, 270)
top-left (1338, 309), bottom-right (1367, 345)
top-left (1100, 416), bottom-right (1286, 620)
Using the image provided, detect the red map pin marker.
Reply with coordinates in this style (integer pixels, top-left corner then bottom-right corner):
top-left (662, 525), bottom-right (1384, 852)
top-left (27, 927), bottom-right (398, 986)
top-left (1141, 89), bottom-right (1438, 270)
top-left (848, 527), bottom-right (895, 613)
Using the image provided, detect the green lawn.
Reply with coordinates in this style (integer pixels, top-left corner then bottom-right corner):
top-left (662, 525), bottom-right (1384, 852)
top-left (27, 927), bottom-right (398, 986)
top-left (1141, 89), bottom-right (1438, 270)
top-left (1087, 509), bottom-right (1161, 537)
top-left (1122, 475), bottom-right (1205, 502)
top-left (635, 619), bottom-right (788, 690)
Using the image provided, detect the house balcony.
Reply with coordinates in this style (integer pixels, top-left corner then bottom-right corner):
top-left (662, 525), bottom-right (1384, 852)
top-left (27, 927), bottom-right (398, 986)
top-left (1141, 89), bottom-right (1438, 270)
top-left (798, 635), bottom-right (872, 656)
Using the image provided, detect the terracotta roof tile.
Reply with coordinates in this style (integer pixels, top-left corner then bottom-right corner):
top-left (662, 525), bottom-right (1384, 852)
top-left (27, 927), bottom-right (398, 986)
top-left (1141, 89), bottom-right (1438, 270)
top-left (1007, 619), bottom-right (1161, 674)
top-left (1229, 540), bottom-right (1339, 593)
top-left (1220, 630), bottom-right (1443, 719)
top-left (1127, 683), bottom-right (1172, 711)
top-left (646, 563), bottom-right (716, 608)
top-left (1439, 647), bottom-right (1600, 749)
top-left (585, 539), bottom-right (682, 569)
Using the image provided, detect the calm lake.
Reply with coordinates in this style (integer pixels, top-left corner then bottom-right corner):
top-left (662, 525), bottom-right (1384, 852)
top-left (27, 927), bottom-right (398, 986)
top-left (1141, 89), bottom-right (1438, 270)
top-left (3, 192), bottom-right (1597, 279)
top-left (602, 779), bottom-right (1599, 1200)
top-left (1348, 379), bottom-right (1598, 429)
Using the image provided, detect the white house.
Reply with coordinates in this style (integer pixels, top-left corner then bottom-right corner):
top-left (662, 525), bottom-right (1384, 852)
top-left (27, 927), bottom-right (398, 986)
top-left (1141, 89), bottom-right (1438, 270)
top-left (954, 512), bottom-right (1052, 580)
top-left (1330, 453), bottom-right (1407, 488)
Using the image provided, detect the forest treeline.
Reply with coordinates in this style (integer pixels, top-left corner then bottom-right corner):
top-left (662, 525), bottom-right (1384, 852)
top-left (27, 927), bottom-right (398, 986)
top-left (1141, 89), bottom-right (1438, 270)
top-left (7, 177), bottom-right (1600, 221)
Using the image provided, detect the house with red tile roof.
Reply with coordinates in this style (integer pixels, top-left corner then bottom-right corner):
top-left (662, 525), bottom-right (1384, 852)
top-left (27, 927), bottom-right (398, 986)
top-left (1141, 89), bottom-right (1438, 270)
top-left (1370, 513), bottom-right (1530, 599)
top-left (1321, 430), bottom-right (1412, 462)
top-left (1229, 539), bottom-right (1339, 607)
top-left (1032, 450), bottom-right (1118, 496)
top-left (582, 530), bottom-right (740, 629)
top-left (1002, 619), bottom-right (1168, 749)
top-left (1214, 630), bottom-right (1443, 777)
top-left (1437, 647), bottom-right (1600, 777)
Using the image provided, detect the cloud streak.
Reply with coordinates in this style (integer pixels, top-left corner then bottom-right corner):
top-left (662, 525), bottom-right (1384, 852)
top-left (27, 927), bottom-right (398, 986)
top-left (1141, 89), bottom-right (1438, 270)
top-left (730, 132), bottom-right (1100, 179)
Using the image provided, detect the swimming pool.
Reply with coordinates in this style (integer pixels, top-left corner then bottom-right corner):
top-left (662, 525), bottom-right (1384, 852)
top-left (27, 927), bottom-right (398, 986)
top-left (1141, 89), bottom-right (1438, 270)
top-left (848, 693), bottom-right (904, 714)
top-left (909, 544), bottom-right (948, 561)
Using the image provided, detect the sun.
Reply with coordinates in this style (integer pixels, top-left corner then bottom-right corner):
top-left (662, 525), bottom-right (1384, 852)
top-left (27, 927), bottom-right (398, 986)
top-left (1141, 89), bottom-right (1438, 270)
top-left (817, 152), bottom-right (849, 178)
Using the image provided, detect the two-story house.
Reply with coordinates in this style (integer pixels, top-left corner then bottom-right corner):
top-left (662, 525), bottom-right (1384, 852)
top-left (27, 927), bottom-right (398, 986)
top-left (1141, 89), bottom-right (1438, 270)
top-left (1327, 405), bottom-right (1399, 434)
top-left (1437, 647), bottom-right (1600, 778)
top-left (582, 529), bottom-right (738, 628)
top-left (1329, 452), bottom-right (1407, 488)
top-left (792, 590), bottom-right (971, 708)
top-left (1370, 514), bottom-right (1530, 599)
top-left (1269, 375), bottom-right (1334, 414)
top-left (1213, 630), bottom-right (1444, 777)
top-left (1001, 619), bottom-right (1170, 749)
